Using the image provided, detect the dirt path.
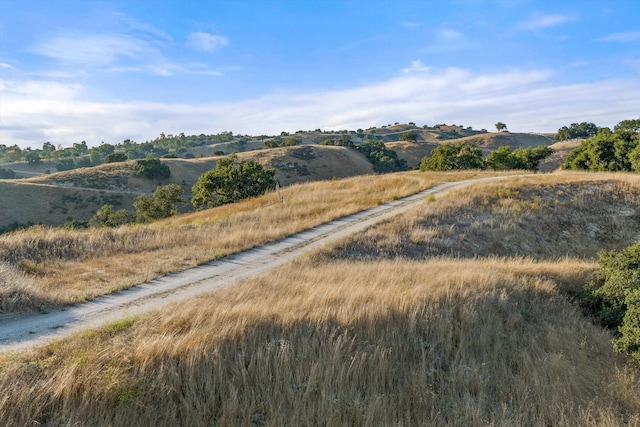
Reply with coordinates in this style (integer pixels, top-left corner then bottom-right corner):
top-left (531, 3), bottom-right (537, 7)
top-left (0, 175), bottom-right (520, 353)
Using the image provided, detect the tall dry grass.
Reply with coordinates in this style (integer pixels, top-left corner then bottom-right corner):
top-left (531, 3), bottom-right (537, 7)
top-left (319, 172), bottom-right (640, 262)
top-left (0, 171), bottom-right (496, 313)
top-left (1, 258), bottom-right (638, 426)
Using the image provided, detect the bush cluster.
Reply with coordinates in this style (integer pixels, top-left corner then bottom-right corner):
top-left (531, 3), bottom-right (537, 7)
top-left (191, 154), bottom-right (278, 209)
top-left (580, 241), bottom-right (640, 365)
top-left (320, 136), bottom-right (407, 173)
top-left (562, 119), bottom-right (640, 172)
top-left (419, 142), bottom-right (553, 171)
top-left (134, 158), bottom-right (171, 180)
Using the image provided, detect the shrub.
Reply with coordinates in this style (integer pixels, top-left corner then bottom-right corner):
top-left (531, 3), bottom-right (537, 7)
top-left (89, 204), bottom-right (131, 228)
top-left (0, 168), bottom-right (16, 179)
top-left (134, 158), bottom-right (171, 180)
top-left (398, 131), bottom-right (418, 143)
top-left (104, 152), bottom-right (128, 164)
top-left (191, 154), bottom-right (278, 209)
top-left (580, 241), bottom-right (640, 364)
top-left (420, 142), bottom-right (485, 171)
top-left (134, 184), bottom-right (185, 223)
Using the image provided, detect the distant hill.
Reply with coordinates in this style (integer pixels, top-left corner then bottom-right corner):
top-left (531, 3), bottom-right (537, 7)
top-left (0, 124), bottom-right (568, 229)
top-left (0, 145), bottom-right (374, 228)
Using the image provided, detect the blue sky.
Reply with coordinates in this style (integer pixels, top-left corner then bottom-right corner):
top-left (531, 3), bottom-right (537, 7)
top-left (1, 0), bottom-right (639, 148)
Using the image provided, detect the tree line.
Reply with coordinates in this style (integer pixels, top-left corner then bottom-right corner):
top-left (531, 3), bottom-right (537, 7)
top-left (419, 143), bottom-right (553, 171)
top-left (562, 119), bottom-right (640, 172)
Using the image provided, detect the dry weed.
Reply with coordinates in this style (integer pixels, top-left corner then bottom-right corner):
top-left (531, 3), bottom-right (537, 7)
top-left (1, 258), bottom-right (638, 426)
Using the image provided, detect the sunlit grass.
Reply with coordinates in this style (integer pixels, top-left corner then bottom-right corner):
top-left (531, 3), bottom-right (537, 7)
top-left (1, 257), bottom-right (638, 426)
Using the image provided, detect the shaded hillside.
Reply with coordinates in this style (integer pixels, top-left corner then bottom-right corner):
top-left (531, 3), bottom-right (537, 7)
top-left (385, 141), bottom-right (439, 168)
top-left (538, 139), bottom-right (583, 172)
top-left (0, 181), bottom-right (139, 230)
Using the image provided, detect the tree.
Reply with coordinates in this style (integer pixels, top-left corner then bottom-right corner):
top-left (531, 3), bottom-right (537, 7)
top-left (25, 150), bottom-right (41, 165)
top-left (104, 152), bottom-right (128, 163)
top-left (135, 158), bottom-right (171, 180)
top-left (398, 131), bottom-right (418, 143)
top-left (554, 122), bottom-right (599, 142)
top-left (420, 142), bottom-right (485, 171)
top-left (495, 122), bottom-right (508, 132)
top-left (357, 139), bottom-right (408, 173)
top-left (580, 241), bottom-right (640, 365)
top-left (134, 184), bottom-right (185, 223)
top-left (191, 154), bottom-right (278, 209)
top-left (512, 146), bottom-right (554, 171)
top-left (89, 204), bottom-right (130, 228)
top-left (562, 121), bottom-right (639, 172)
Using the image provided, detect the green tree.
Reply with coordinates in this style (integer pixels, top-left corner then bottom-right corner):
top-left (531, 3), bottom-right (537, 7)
top-left (134, 184), bottom-right (185, 223)
top-left (495, 122), bottom-right (508, 132)
top-left (357, 139), bottom-right (408, 173)
top-left (562, 123), bottom-right (638, 172)
top-left (25, 150), bottom-right (41, 165)
top-left (398, 131), bottom-right (418, 143)
top-left (135, 158), bottom-right (171, 180)
top-left (512, 146), bottom-right (554, 171)
top-left (104, 152), bottom-right (128, 163)
top-left (580, 241), bottom-right (640, 364)
top-left (89, 148), bottom-right (101, 165)
top-left (420, 142), bottom-right (485, 171)
top-left (554, 122), bottom-right (599, 142)
top-left (192, 154), bottom-right (278, 209)
top-left (89, 204), bottom-right (130, 228)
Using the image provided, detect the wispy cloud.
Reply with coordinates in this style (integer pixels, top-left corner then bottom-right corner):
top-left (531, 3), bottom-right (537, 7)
top-left (516, 13), bottom-right (577, 31)
top-left (3, 65), bottom-right (638, 148)
top-left (28, 30), bottom-right (230, 77)
top-left (402, 60), bottom-right (430, 74)
top-left (0, 62), bottom-right (15, 69)
top-left (596, 30), bottom-right (640, 42)
top-left (30, 33), bottom-right (157, 67)
top-left (186, 32), bottom-right (229, 52)
top-left (437, 28), bottom-right (463, 41)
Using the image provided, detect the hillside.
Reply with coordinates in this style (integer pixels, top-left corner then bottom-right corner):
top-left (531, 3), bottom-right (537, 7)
top-left (0, 145), bottom-right (374, 228)
top-left (1, 171), bottom-right (639, 425)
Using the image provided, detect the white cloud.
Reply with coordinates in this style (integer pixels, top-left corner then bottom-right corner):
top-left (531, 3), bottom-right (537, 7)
top-left (517, 13), bottom-right (577, 31)
top-left (28, 31), bottom-right (229, 77)
top-left (30, 33), bottom-right (154, 67)
top-left (437, 28), bottom-right (463, 41)
top-left (402, 61), bottom-right (431, 74)
top-left (186, 32), bottom-right (229, 52)
top-left (0, 63), bottom-right (15, 69)
top-left (597, 31), bottom-right (640, 42)
top-left (2, 66), bottom-right (639, 148)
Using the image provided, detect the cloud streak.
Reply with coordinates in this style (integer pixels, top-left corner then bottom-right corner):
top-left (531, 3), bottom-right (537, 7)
top-left (186, 32), bottom-right (229, 52)
top-left (516, 13), bottom-right (577, 31)
top-left (597, 31), bottom-right (640, 42)
top-left (2, 66), bottom-right (639, 148)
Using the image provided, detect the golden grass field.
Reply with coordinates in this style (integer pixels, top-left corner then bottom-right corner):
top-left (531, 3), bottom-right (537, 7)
top-left (1, 170), bottom-right (639, 426)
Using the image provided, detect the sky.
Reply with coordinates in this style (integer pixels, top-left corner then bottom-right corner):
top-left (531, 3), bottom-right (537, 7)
top-left (1, 0), bottom-right (639, 149)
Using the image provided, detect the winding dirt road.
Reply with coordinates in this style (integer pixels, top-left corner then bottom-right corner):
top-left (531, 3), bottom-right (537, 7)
top-left (0, 175), bottom-right (518, 353)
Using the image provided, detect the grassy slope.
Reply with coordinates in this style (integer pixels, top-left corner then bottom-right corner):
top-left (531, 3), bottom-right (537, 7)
top-left (1, 171), bottom-right (639, 426)
top-left (0, 145), bottom-right (374, 228)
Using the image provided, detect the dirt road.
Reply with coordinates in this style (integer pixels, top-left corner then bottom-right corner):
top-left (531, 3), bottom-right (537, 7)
top-left (0, 175), bottom-right (517, 353)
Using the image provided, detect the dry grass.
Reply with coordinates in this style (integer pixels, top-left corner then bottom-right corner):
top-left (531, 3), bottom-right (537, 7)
top-left (1, 257), bottom-right (638, 426)
top-left (0, 171), bottom-right (495, 313)
top-left (319, 171), bottom-right (640, 262)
